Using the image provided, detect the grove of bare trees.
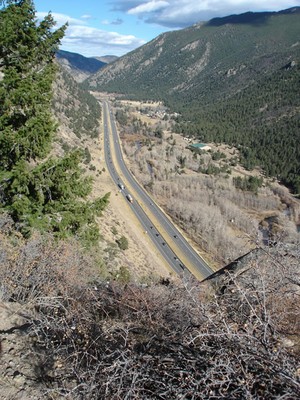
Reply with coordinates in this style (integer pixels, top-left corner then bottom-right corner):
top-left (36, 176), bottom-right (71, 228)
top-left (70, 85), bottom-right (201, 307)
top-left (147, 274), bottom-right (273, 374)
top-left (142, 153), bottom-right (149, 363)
top-left (121, 116), bottom-right (299, 266)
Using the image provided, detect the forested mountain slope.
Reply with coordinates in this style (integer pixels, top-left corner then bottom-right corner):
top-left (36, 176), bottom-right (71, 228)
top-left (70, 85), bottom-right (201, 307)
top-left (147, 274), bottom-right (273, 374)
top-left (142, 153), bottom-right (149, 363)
top-left (86, 8), bottom-right (300, 192)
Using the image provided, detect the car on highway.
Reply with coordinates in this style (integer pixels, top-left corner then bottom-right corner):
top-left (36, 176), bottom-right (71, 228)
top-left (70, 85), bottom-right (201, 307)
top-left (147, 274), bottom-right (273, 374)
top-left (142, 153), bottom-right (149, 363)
top-left (126, 193), bottom-right (133, 203)
top-left (118, 183), bottom-right (125, 190)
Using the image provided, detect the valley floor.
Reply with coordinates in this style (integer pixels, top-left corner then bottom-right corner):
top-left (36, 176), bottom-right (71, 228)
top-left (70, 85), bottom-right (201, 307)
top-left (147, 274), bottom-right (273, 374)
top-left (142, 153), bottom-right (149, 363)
top-left (103, 97), bottom-right (300, 269)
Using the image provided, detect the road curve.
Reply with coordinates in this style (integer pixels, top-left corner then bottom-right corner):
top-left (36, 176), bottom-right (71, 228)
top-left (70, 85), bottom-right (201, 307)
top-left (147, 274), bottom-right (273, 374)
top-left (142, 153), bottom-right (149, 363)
top-left (102, 100), bottom-right (214, 280)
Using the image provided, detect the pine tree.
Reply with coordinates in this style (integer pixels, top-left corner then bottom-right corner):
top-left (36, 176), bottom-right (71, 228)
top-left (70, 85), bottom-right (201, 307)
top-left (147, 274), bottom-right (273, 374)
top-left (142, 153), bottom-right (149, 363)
top-left (0, 0), bottom-right (66, 167)
top-left (0, 1), bottom-right (110, 241)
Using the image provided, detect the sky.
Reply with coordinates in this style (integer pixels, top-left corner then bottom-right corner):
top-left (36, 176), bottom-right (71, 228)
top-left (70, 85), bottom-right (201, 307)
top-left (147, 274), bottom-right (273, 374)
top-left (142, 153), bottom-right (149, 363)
top-left (33, 0), bottom-right (300, 58)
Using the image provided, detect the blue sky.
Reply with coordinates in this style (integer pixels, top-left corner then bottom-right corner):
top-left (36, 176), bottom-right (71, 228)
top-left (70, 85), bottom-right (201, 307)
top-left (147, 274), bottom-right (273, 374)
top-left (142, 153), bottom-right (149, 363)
top-left (34, 0), bottom-right (300, 57)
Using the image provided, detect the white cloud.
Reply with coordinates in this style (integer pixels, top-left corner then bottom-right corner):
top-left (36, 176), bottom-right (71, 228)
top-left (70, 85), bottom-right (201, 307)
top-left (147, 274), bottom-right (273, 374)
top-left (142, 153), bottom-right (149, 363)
top-left (81, 14), bottom-right (93, 20)
top-left (128, 0), bottom-right (169, 15)
top-left (112, 0), bottom-right (300, 28)
top-left (37, 11), bottom-right (144, 57)
top-left (101, 18), bottom-right (123, 25)
top-left (61, 25), bottom-right (146, 57)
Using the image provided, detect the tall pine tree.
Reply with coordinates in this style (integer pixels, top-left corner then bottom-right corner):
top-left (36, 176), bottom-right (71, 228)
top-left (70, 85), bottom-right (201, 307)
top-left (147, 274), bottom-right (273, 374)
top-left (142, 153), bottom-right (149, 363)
top-left (0, 0), bottom-right (109, 240)
top-left (0, 0), bottom-right (65, 167)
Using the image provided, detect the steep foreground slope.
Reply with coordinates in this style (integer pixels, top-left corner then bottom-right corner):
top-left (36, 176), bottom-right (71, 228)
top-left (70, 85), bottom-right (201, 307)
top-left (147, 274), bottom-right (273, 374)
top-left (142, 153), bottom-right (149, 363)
top-left (86, 8), bottom-right (300, 192)
top-left (0, 214), bottom-right (299, 399)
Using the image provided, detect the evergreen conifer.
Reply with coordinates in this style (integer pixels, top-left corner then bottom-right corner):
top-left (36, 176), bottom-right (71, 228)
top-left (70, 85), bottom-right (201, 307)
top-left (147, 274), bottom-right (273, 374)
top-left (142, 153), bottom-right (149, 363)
top-left (0, 0), bottom-right (109, 241)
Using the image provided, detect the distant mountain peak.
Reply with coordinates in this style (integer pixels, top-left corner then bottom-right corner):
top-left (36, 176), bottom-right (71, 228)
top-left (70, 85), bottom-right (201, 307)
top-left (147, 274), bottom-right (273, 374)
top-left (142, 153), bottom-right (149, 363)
top-left (56, 50), bottom-right (106, 72)
top-left (56, 50), bottom-right (106, 82)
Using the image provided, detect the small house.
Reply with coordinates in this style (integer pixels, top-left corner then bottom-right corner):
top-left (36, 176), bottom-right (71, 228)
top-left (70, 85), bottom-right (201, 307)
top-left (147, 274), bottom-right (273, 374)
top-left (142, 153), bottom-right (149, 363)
top-left (190, 143), bottom-right (211, 151)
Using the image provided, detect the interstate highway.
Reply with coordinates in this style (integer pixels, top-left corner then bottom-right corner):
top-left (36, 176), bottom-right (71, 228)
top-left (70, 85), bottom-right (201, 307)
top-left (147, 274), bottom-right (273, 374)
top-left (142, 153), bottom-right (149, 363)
top-left (102, 100), bottom-right (214, 280)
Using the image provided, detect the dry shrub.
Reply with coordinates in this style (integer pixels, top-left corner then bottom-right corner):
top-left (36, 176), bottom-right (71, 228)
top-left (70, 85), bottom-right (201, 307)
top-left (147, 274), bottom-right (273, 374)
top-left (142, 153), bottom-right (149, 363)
top-left (1, 214), bottom-right (299, 399)
top-left (30, 247), bottom-right (300, 398)
top-left (0, 219), bottom-right (98, 303)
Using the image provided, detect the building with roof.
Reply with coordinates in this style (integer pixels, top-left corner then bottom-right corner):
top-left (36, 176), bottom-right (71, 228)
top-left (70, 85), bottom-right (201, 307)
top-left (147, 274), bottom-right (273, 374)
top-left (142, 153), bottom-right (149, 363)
top-left (189, 143), bottom-right (211, 151)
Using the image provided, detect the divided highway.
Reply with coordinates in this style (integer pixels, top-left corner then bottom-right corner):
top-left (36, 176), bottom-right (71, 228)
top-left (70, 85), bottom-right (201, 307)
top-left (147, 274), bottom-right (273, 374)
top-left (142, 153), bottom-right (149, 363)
top-left (102, 100), bottom-right (214, 280)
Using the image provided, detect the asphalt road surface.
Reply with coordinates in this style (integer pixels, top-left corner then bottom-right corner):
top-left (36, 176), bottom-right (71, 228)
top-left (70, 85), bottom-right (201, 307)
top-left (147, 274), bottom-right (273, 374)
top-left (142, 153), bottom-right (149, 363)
top-left (102, 100), bottom-right (214, 281)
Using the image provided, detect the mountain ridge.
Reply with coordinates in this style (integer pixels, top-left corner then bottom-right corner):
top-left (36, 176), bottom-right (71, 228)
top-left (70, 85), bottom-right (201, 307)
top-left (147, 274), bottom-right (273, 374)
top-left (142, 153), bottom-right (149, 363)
top-left (207, 6), bottom-right (300, 26)
top-left (86, 7), bottom-right (300, 97)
